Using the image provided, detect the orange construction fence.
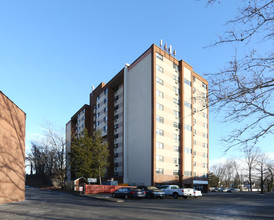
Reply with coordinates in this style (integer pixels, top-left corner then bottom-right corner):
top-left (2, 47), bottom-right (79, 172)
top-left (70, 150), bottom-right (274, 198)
top-left (84, 184), bottom-right (136, 194)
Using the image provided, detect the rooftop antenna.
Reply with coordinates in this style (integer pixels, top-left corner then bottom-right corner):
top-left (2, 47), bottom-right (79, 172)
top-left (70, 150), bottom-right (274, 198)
top-left (160, 40), bottom-right (163, 47)
top-left (169, 45), bottom-right (172, 54)
top-left (173, 50), bottom-right (176, 56)
top-left (164, 43), bottom-right (167, 51)
top-left (92, 86), bottom-right (95, 91)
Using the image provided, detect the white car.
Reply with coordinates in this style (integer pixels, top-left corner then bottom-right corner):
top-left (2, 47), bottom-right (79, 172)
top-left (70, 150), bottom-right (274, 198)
top-left (159, 185), bottom-right (194, 199)
top-left (193, 189), bottom-right (202, 198)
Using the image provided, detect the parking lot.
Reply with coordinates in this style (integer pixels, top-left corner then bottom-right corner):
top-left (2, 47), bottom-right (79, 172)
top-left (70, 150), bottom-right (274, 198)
top-left (0, 188), bottom-right (273, 219)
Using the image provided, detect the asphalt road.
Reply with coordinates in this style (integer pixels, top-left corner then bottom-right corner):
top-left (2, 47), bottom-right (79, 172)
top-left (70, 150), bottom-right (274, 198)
top-left (0, 188), bottom-right (273, 219)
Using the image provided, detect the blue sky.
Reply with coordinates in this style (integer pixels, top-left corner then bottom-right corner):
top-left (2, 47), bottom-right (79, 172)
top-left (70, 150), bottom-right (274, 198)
top-left (0, 0), bottom-right (272, 167)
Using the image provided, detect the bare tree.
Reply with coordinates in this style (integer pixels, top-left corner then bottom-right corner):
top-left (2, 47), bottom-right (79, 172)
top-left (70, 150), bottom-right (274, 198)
top-left (255, 153), bottom-right (274, 193)
top-left (28, 123), bottom-right (66, 187)
top-left (211, 164), bottom-right (224, 187)
top-left (243, 146), bottom-right (260, 191)
top-left (206, 0), bottom-right (274, 151)
top-left (223, 160), bottom-right (235, 188)
top-left (211, 159), bottom-right (241, 188)
top-left (43, 123), bottom-right (66, 187)
top-left (265, 162), bottom-right (274, 192)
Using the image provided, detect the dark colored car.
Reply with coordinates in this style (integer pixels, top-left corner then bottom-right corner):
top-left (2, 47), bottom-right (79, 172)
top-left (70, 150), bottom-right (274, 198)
top-left (112, 187), bottom-right (146, 199)
top-left (137, 186), bottom-right (165, 199)
top-left (227, 188), bottom-right (239, 193)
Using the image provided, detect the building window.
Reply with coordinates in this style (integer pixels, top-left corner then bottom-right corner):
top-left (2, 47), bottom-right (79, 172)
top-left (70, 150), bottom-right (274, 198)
top-left (156, 129), bottom-right (164, 136)
top-left (194, 139), bottom-right (197, 145)
top-left (174, 146), bottom-right (179, 152)
top-left (114, 143), bottom-right (119, 148)
top-left (115, 95), bottom-right (119, 101)
top-left (193, 150), bottom-right (196, 156)
top-left (103, 125), bottom-right (107, 131)
top-left (173, 134), bottom-right (180, 141)
top-left (104, 107), bottom-right (108, 113)
top-left (156, 52), bottom-right (163, 61)
top-left (185, 148), bottom-right (192, 154)
top-left (193, 76), bottom-right (196, 82)
top-left (114, 105), bottom-right (119, 110)
top-left (156, 155), bottom-right (164, 162)
top-left (173, 170), bottom-right (179, 176)
top-left (193, 87), bottom-right (196, 93)
top-left (185, 124), bottom-right (192, 131)
top-left (104, 116), bottom-right (108, 122)
top-left (173, 98), bottom-right (180, 105)
top-left (156, 103), bottom-right (164, 111)
top-left (193, 118), bottom-right (196, 124)
top-left (115, 153), bottom-right (119, 158)
top-left (114, 115), bottom-right (119, 120)
top-left (156, 77), bottom-right (164, 85)
top-left (156, 90), bottom-right (164, 98)
top-left (156, 168), bottom-right (164, 174)
top-left (156, 115), bottom-right (164, 123)
top-left (96, 121), bottom-right (100, 126)
top-left (193, 161), bottom-right (196, 167)
top-left (104, 88), bottom-right (108, 95)
top-left (203, 153), bottom-right (208, 158)
top-left (203, 112), bottom-right (207, 118)
top-left (184, 78), bottom-right (191, 86)
top-left (203, 163), bottom-right (208, 168)
top-left (173, 75), bottom-right (179, 82)
top-left (104, 98), bottom-right (108, 103)
top-left (203, 123), bottom-right (207, 128)
top-left (173, 63), bottom-right (179, 72)
top-left (173, 86), bottom-right (179, 95)
top-left (173, 122), bottom-right (180, 129)
top-left (203, 173), bottom-right (208, 178)
top-left (202, 92), bottom-right (206, 99)
top-left (184, 101), bottom-right (192, 108)
top-left (203, 143), bottom-right (208, 148)
top-left (173, 158), bottom-right (179, 164)
top-left (173, 110), bottom-right (179, 118)
top-left (96, 113), bottom-right (100, 118)
top-left (184, 171), bottom-right (192, 177)
top-left (97, 95), bottom-right (100, 101)
top-left (156, 64), bottom-right (164, 73)
top-left (114, 124), bottom-right (119, 129)
top-left (156, 142), bottom-right (164, 149)
top-left (115, 134), bottom-right (118, 139)
top-left (97, 104), bottom-right (100, 109)
top-left (203, 133), bottom-right (208, 138)
top-left (202, 83), bottom-right (207, 89)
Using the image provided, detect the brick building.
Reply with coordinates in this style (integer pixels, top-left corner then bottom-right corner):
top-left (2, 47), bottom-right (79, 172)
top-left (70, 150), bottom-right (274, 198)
top-left (66, 44), bottom-right (209, 191)
top-left (0, 91), bottom-right (26, 203)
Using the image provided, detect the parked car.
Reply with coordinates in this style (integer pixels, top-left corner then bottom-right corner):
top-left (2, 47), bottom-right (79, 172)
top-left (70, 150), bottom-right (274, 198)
top-left (137, 186), bottom-right (165, 199)
top-left (210, 188), bottom-right (218, 192)
top-left (222, 188), bottom-right (229, 192)
top-left (159, 185), bottom-right (194, 199)
top-left (227, 188), bottom-right (239, 193)
top-left (193, 189), bottom-right (202, 198)
top-left (112, 187), bottom-right (146, 199)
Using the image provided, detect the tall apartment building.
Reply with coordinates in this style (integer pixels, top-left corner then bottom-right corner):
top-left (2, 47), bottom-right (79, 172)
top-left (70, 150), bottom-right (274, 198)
top-left (0, 91), bottom-right (26, 203)
top-left (66, 44), bottom-right (209, 192)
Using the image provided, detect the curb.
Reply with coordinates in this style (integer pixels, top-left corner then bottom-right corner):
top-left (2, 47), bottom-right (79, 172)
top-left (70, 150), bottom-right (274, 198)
top-left (85, 195), bottom-right (124, 203)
